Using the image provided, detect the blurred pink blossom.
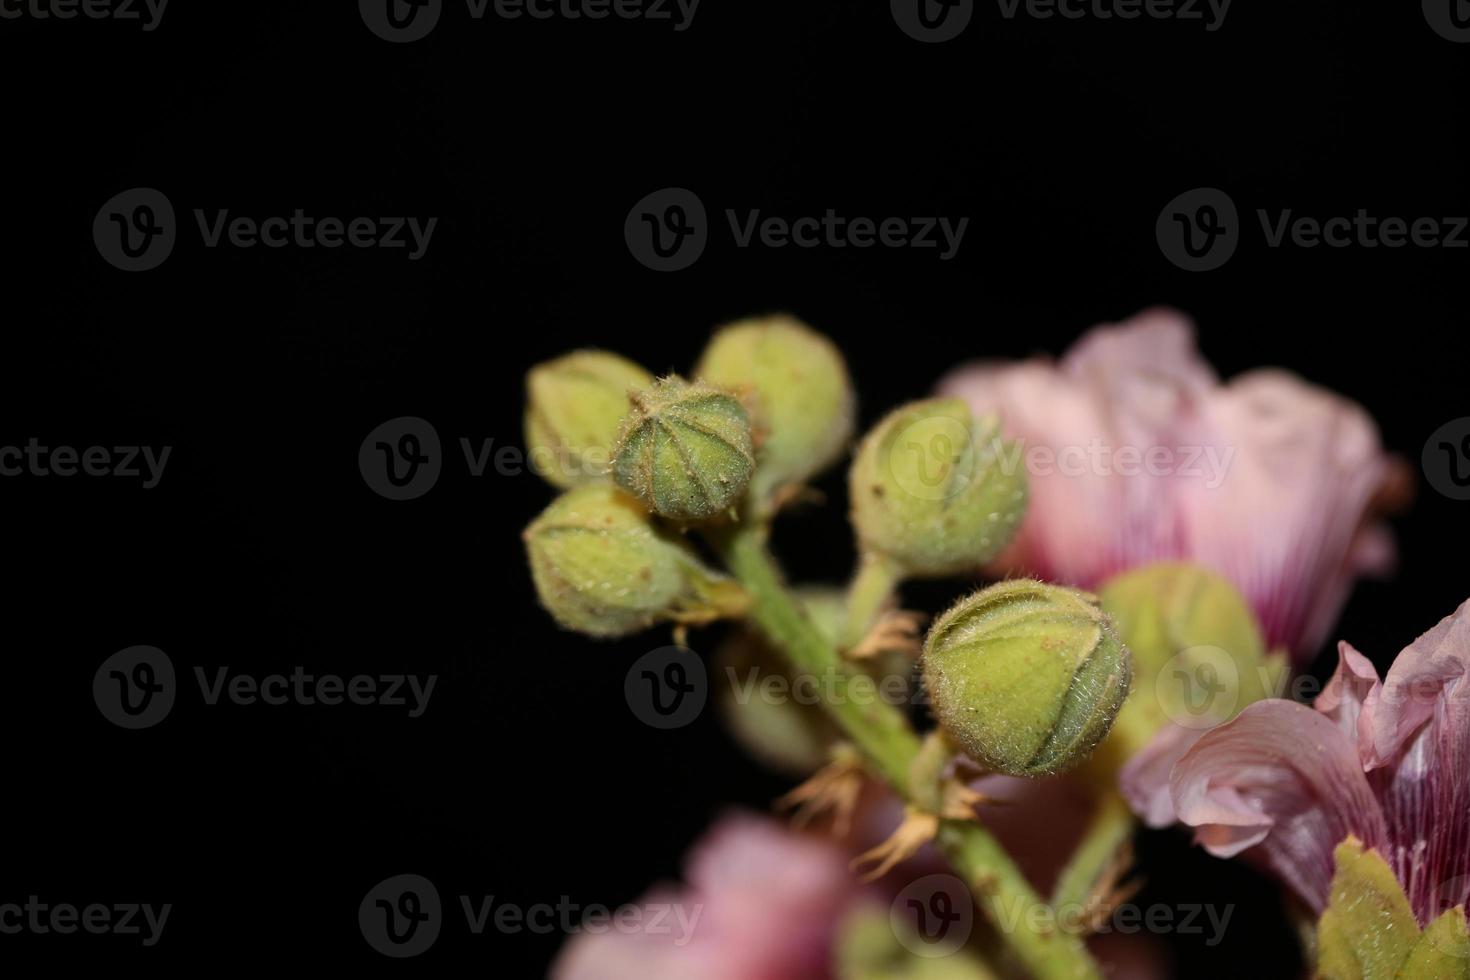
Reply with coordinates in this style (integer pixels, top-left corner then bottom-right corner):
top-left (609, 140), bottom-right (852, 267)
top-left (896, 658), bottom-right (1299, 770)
top-left (938, 307), bottom-right (1403, 663)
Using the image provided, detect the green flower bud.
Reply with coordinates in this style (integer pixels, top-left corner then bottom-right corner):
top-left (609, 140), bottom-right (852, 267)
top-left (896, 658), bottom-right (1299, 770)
top-left (922, 580), bottom-right (1132, 777)
top-left (611, 375), bottom-right (756, 522)
top-left (1099, 562), bottom-right (1283, 741)
top-left (523, 483), bottom-right (744, 637)
top-left (849, 398), bottom-right (1027, 577)
top-left (524, 350), bottom-right (653, 489)
top-left (695, 315), bottom-right (856, 506)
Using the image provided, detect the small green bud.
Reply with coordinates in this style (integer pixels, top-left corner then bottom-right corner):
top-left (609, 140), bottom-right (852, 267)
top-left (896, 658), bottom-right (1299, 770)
top-left (922, 580), bottom-right (1132, 777)
top-left (695, 315), bottom-right (856, 505)
top-left (849, 397), bottom-right (1027, 577)
top-left (1099, 562), bottom-right (1281, 738)
top-left (524, 350), bottom-right (654, 489)
top-left (611, 375), bottom-right (756, 521)
top-left (523, 483), bottom-right (743, 637)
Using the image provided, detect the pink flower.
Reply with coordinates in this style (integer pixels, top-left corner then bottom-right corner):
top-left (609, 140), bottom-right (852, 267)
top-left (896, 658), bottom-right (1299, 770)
top-left (938, 307), bottom-right (1401, 662)
top-left (1167, 600), bottom-right (1470, 922)
top-left (550, 812), bottom-right (856, 980)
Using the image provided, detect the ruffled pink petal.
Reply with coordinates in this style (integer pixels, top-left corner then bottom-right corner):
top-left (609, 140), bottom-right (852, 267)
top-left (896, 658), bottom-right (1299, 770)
top-left (1170, 700), bottom-right (1388, 912)
top-left (1120, 723), bottom-right (1208, 828)
top-left (1315, 641), bottom-right (1383, 767)
top-left (1371, 599), bottom-right (1470, 766)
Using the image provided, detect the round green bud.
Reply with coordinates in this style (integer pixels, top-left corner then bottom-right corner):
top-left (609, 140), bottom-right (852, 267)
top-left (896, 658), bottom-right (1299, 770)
top-left (611, 376), bottom-right (756, 522)
top-left (695, 315), bottom-right (856, 505)
top-left (849, 397), bottom-right (1027, 577)
top-left (524, 350), bottom-right (653, 489)
top-left (523, 483), bottom-right (741, 638)
top-left (922, 580), bottom-right (1132, 777)
top-left (1099, 562), bottom-right (1281, 739)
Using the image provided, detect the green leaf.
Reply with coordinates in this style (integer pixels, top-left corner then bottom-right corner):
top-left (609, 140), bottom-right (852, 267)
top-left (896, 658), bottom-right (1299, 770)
top-left (1397, 906), bottom-right (1470, 980)
top-left (1316, 837), bottom-right (1420, 980)
top-left (834, 904), bottom-right (999, 980)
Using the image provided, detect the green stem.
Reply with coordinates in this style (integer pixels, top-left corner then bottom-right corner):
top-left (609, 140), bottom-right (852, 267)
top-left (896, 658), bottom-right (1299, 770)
top-left (716, 524), bottom-right (1103, 980)
top-left (841, 550), bottom-right (904, 650)
top-left (1050, 790), bottom-right (1136, 911)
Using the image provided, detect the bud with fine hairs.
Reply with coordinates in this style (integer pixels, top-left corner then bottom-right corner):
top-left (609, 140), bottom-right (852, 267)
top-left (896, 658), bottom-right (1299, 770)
top-left (523, 349), bottom-right (653, 489)
top-left (695, 315), bottom-right (855, 514)
top-left (523, 483), bottom-right (746, 638)
top-left (922, 580), bottom-right (1132, 777)
top-left (611, 375), bottom-right (756, 522)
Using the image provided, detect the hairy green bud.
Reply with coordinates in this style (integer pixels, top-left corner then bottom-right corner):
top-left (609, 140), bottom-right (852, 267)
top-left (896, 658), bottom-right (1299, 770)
top-left (524, 350), bottom-right (653, 489)
top-left (695, 315), bottom-right (856, 506)
top-left (922, 580), bottom-right (1132, 777)
top-left (523, 483), bottom-right (744, 637)
top-left (611, 376), bottom-right (756, 521)
top-left (849, 397), bottom-right (1027, 577)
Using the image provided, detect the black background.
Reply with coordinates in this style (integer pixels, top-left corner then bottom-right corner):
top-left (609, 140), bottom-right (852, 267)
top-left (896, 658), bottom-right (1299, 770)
top-left (2, 1), bottom-right (1466, 976)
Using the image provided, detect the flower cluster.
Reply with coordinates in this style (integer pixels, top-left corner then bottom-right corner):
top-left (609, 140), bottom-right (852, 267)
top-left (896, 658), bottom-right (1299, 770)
top-left (523, 308), bottom-right (1440, 980)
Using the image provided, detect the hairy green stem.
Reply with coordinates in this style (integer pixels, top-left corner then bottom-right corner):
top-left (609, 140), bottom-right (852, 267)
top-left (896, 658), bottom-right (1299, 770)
top-left (1050, 790), bottom-right (1136, 911)
top-left (841, 550), bottom-right (905, 651)
top-left (716, 524), bottom-right (1103, 980)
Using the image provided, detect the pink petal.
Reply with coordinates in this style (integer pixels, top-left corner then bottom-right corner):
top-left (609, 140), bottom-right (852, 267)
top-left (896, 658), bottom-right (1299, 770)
top-left (1371, 599), bottom-right (1470, 767)
top-left (938, 309), bottom-right (1397, 664)
top-left (551, 813), bottom-right (855, 980)
top-left (1170, 700), bottom-right (1387, 911)
top-left (1120, 723), bottom-right (1208, 828)
top-left (1315, 641), bottom-right (1383, 767)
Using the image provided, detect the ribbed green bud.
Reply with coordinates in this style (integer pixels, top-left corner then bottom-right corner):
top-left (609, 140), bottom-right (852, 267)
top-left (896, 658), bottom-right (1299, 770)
top-left (922, 580), bottom-right (1132, 777)
top-left (611, 376), bottom-right (756, 521)
top-left (695, 315), bottom-right (856, 506)
top-left (849, 397), bottom-right (1027, 577)
top-left (524, 350), bottom-right (653, 489)
top-left (523, 483), bottom-right (744, 637)
top-left (1099, 562), bottom-right (1281, 739)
